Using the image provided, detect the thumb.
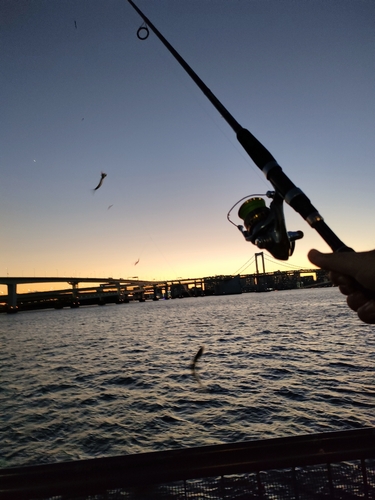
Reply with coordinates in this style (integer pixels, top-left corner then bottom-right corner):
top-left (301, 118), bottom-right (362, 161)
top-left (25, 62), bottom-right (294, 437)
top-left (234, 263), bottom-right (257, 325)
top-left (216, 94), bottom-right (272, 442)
top-left (307, 249), bottom-right (326, 267)
top-left (308, 249), bottom-right (358, 276)
top-left (308, 249), bottom-right (375, 292)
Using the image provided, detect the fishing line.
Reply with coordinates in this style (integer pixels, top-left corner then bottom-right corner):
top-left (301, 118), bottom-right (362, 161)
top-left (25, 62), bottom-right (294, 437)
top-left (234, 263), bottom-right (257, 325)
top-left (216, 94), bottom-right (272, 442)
top-left (142, 230), bottom-right (180, 279)
top-left (127, 0), bottom-right (351, 259)
top-left (135, 16), bottom-right (267, 188)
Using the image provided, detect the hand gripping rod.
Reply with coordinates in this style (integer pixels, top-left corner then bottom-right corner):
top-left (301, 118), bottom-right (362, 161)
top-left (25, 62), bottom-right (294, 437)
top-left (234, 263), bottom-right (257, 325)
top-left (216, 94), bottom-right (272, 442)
top-left (127, 0), bottom-right (350, 253)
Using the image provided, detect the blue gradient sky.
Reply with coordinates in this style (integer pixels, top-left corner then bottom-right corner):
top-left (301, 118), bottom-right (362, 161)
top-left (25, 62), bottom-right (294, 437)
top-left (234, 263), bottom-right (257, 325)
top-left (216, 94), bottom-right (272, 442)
top-left (1, 0), bottom-right (374, 291)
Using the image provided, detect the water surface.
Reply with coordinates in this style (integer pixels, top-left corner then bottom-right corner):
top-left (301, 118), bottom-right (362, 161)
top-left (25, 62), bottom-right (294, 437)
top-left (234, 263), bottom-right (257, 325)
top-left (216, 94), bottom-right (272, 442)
top-left (1, 288), bottom-right (374, 468)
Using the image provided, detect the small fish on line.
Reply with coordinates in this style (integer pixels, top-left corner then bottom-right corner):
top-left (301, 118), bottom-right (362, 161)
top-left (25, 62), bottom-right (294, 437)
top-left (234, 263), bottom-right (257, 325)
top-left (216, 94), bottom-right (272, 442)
top-left (191, 346), bottom-right (204, 386)
top-left (93, 172), bottom-right (107, 191)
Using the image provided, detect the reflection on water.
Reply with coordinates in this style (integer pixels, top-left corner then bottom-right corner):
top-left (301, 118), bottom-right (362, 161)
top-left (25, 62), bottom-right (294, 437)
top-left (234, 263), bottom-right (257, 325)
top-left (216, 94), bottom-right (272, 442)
top-left (0, 288), bottom-right (374, 467)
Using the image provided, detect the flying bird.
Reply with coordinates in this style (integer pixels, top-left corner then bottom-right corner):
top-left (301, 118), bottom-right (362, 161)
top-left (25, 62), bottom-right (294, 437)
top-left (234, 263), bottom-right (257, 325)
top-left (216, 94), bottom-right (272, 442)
top-left (93, 172), bottom-right (107, 191)
top-left (134, 258), bottom-right (140, 266)
top-left (191, 346), bottom-right (204, 386)
top-left (74, 20), bottom-right (77, 29)
top-left (107, 204), bottom-right (113, 210)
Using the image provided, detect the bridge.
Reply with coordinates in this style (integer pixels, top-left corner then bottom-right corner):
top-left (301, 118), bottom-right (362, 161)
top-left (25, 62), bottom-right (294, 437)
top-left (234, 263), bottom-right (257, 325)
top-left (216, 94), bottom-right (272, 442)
top-left (0, 276), bottom-right (206, 313)
top-left (0, 267), bottom-right (330, 313)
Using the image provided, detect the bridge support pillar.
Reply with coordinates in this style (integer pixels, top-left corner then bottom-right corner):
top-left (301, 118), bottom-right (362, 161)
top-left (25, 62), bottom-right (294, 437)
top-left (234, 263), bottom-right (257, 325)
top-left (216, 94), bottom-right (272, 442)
top-left (115, 284), bottom-right (124, 304)
top-left (7, 283), bottom-right (18, 313)
top-left (70, 282), bottom-right (80, 308)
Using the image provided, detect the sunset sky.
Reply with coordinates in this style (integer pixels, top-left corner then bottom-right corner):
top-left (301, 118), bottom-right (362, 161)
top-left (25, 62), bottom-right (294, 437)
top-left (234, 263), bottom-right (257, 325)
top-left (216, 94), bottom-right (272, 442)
top-left (1, 0), bottom-right (374, 293)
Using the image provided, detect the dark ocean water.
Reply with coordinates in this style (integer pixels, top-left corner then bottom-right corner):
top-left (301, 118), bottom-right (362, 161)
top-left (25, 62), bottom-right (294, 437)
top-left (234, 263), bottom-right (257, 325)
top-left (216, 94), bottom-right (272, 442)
top-left (1, 287), bottom-right (374, 469)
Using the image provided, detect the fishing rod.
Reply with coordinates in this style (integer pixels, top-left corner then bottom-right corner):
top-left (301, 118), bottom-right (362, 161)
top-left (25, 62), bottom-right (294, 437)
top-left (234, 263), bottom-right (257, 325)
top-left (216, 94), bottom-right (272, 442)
top-left (127, 0), bottom-right (351, 260)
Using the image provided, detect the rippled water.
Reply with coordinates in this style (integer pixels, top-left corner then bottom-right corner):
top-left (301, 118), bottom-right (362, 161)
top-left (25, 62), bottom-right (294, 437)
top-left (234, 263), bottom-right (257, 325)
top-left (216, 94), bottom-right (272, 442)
top-left (1, 288), bottom-right (374, 468)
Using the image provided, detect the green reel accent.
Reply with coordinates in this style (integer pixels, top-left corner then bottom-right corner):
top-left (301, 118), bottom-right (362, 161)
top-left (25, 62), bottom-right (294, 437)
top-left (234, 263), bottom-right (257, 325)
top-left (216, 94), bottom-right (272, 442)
top-left (238, 197), bottom-right (266, 221)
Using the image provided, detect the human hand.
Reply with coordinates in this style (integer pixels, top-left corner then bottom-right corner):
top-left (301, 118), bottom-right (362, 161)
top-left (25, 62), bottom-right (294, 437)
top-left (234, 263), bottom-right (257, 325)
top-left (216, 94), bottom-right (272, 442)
top-left (308, 249), bottom-right (375, 324)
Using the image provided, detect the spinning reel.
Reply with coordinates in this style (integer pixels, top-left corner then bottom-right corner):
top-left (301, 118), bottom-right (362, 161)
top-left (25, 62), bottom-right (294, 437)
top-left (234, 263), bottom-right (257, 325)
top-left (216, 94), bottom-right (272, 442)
top-left (228, 192), bottom-right (303, 260)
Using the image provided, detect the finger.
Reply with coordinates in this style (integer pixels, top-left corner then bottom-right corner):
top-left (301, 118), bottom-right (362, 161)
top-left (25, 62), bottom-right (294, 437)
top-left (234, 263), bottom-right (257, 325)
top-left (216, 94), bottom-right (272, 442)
top-left (329, 272), bottom-right (357, 295)
top-left (308, 249), bottom-right (360, 277)
top-left (308, 249), bottom-right (375, 292)
top-left (346, 290), bottom-right (370, 311)
top-left (329, 272), bottom-right (355, 289)
top-left (356, 300), bottom-right (375, 324)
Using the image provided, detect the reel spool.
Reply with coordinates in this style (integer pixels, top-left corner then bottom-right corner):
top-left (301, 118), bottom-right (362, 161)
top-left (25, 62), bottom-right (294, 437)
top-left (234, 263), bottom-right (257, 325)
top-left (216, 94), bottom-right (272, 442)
top-left (238, 197), bottom-right (270, 237)
top-left (228, 192), bottom-right (303, 260)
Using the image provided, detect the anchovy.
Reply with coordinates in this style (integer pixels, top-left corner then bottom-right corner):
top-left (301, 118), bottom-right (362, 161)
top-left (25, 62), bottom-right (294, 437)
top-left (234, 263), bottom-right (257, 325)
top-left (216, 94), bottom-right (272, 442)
top-left (93, 172), bottom-right (107, 191)
top-left (191, 346), bottom-right (204, 386)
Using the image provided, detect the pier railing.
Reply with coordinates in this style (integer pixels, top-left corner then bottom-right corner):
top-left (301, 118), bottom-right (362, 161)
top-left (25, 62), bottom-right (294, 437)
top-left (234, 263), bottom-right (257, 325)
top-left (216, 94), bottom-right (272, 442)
top-left (1, 427), bottom-right (374, 499)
